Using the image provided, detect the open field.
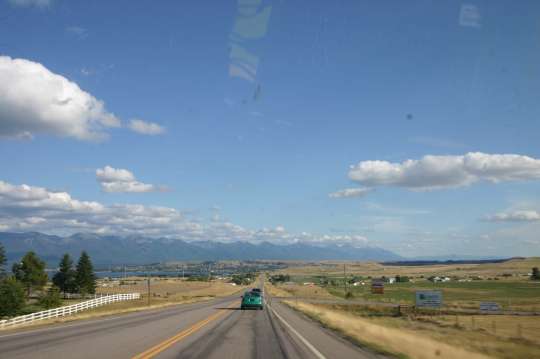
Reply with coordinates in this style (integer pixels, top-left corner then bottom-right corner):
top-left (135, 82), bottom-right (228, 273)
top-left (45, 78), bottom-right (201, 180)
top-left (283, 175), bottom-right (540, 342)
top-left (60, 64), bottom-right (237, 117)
top-left (284, 300), bottom-right (491, 359)
top-left (269, 258), bottom-right (540, 359)
top-left (91, 277), bottom-right (246, 313)
top-left (282, 257), bottom-right (540, 279)
top-left (284, 300), bottom-right (540, 359)
top-left (274, 257), bottom-right (540, 312)
top-left (326, 280), bottom-right (540, 312)
top-left (96, 276), bottom-right (242, 298)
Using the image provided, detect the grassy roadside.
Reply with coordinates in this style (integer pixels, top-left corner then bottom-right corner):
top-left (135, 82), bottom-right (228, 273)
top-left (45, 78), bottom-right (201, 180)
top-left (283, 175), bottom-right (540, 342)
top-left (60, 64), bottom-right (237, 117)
top-left (264, 281), bottom-right (293, 297)
top-left (282, 301), bottom-right (406, 359)
top-left (283, 300), bottom-right (540, 359)
top-left (283, 300), bottom-right (493, 359)
top-left (270, 259), bottom-right (540, 359)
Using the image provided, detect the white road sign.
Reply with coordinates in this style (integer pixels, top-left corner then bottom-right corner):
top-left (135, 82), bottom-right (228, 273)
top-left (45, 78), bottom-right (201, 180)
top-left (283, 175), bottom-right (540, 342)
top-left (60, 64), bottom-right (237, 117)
top-left (415, 290), bottom-right (442, 308)
top-left (480, 302), bottom-right (500, 311)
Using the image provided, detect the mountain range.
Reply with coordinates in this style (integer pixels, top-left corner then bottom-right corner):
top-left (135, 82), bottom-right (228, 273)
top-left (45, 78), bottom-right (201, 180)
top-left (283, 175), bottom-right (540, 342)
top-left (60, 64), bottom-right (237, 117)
top-left (0, 232), bottom-right (401, 266)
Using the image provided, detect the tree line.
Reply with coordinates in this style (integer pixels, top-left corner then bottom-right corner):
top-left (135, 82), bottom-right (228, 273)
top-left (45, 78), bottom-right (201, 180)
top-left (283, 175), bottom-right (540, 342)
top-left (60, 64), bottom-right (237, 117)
top-left (0, 243), bottom-right (97, 318)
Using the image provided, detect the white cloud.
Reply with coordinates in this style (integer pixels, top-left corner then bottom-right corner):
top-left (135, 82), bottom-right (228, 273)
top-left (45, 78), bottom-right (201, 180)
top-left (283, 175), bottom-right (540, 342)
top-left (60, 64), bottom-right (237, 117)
top-left (0, 180), bottom-right (105, 214)
top-left (0, 180), bottom-right (185, 236)
top-left (459, 4), bottom-right (481, 28)
top-left (348, 152), bottom-right (540, 191)
top-left (66, 26), bottom-right (87, 37)
top-left (96, 166), bottom-right (164, 193)
top-left (8, 0), bottom-right (51, 7)
top-left (0, 179), bottom-right (370, 246)
top-left (297, 233), bottom-right (369, 247)
top-left (128, 119), bottom-right (165, 135)
top-left (363, 202), bottom-right (430, 216)
top-left (0, 56), bottom-right (120, 141)
top-left (329, 187), bottom-right (372, 199)
top-left (483, 210), bottom-right (540, 222)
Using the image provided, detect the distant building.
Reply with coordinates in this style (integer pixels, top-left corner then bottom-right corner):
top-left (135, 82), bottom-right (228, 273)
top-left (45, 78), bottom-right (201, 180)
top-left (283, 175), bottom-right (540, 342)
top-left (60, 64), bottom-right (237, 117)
top-left (371, 279), bottom-right (384, 294)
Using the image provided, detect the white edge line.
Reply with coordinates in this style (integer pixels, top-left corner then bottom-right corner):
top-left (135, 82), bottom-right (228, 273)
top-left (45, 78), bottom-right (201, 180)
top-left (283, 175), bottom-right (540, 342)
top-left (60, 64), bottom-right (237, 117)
top-left (266, 301), bottom-right (326, 359)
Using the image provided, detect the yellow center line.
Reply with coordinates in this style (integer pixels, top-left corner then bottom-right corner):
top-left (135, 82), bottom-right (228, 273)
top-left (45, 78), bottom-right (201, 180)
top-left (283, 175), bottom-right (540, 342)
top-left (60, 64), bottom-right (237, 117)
top-left (132, 301), bottom-right (238, 359)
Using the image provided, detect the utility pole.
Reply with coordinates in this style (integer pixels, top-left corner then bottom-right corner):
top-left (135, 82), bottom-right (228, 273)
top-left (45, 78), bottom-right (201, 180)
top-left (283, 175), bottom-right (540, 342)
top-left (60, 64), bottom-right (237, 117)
top-left (343, 264), bottom-right (347, 295)
top-left (182, 264), bottom-right (185, 279)
top-left (147, 273), bottom-right (151, 306)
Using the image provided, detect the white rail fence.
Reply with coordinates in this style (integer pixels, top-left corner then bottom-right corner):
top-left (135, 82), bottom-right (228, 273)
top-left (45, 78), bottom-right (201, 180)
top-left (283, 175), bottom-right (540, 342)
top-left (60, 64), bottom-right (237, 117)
top-left (0, 293), bottom-right (141, 329)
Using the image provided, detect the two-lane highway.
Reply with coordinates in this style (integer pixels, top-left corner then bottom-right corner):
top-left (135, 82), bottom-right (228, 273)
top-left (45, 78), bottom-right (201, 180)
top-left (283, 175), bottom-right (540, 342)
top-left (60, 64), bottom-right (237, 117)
top-left (0, 290), bottom-right (388, 358)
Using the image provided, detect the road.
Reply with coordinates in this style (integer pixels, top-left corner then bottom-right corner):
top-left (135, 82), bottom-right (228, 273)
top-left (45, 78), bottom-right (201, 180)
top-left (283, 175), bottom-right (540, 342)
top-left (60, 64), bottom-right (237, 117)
top-left (0, 289), bottom-right (388, 358)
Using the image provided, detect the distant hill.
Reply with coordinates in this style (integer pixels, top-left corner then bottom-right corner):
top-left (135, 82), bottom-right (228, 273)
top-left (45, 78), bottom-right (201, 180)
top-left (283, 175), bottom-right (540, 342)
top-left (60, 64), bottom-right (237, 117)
top-left (381, 258), bottom-right (520, 266)
top-left (0, 232), bottom-right (401, 266)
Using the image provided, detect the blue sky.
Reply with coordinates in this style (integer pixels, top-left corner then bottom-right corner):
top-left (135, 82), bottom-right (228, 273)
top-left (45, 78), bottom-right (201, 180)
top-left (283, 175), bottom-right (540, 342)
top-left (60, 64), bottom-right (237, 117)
top-left (1, 0), bottom-right (540, 257)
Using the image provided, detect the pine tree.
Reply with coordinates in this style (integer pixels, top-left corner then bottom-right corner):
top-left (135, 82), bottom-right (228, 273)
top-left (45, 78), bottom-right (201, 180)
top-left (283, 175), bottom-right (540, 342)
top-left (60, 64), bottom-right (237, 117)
top-left (532, 267), bottom-right (540, 281)
top-left (38, 286), bottom-right (62, 309)
top-left (0, 277), bottom-right (26, 317)
top-left (75, 251), bottom-right (96, 296)
top-left (12, 251), bottom-right (48, 297)
top-left (0, 243), bottom-right (6, 278)
top-left (52, 254), bottom-right (77, 295)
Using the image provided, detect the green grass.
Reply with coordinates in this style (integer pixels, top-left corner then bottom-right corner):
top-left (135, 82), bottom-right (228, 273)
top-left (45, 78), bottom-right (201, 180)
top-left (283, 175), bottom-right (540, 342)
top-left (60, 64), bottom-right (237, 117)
top-left (293, 275), bottom-right (540, 310)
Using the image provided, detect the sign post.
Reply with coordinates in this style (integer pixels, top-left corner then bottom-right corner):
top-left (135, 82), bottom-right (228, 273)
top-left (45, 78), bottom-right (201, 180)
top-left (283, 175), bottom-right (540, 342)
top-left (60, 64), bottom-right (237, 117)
top-left (415, 290), bottom-right (442, 308)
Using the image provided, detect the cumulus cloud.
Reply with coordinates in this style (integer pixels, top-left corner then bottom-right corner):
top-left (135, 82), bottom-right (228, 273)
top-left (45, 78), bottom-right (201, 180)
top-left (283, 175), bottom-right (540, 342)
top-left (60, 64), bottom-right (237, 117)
top-left (65, 26), bottom-right (88, 39)
top-left (329, 187), bottom-right (372, 199)
top-left (0, 56), bottom-right (120, 141)
top-left (0, 179), bottom-right (370, 246)
top-left (348, 152), bottom-right (540, 191)
top-left (128, 119), bottom-right (165, 135)
top-left (483, 210), bottom-right (540, 222)
top-left (8, 0), bottom-right (51, 7)
top-left (0, 180), bottom-right (187, 236)
top-left (96, 166), bottom-right (165, 193)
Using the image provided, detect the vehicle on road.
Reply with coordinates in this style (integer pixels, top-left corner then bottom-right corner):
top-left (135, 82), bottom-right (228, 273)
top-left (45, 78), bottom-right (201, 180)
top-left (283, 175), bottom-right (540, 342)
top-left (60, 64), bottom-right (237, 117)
top-left (241, 290), bottom-right (264, 310)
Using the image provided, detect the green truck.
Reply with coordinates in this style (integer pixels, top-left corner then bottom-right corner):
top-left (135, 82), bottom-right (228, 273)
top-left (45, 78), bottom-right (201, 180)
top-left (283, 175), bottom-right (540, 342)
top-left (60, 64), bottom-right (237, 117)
top-left (240, 289), bottom-right (264, 310)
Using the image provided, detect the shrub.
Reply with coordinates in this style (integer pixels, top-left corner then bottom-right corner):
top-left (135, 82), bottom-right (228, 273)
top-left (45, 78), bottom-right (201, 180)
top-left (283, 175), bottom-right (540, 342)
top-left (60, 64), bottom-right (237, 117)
top-left (532, 267), bottom-right (540, 281)
top-left (395, 275), bottom-right (410, 283)
top-left (0, 277), bottom-right (26, 317)
top-left (38, 286), bottom-right (62, 309)
top-left (269, 274), bottom-right (290, 284)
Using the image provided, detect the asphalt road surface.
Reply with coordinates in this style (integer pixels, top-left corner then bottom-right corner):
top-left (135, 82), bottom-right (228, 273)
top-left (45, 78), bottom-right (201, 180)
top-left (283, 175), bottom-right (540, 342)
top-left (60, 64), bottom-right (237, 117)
top-left (0, 291), bottom-right (388, 359)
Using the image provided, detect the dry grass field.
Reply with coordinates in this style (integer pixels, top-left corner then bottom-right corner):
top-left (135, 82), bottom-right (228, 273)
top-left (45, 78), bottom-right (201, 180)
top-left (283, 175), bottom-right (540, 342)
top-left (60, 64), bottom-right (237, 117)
top-left (96, 277), bottom-right (241, 299)
top-left (274, 258), bottom-right (540, 311)
top-left (284, 300), bottom-right (492, 359)
top-left (272, 258), bottom-right (540, 359)
top-left (282, 258), bottom-right (540, 280)
top-left (285, 300), bottom-right (540, 359)
top-left (276, 282), bottom-right (335, 299)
